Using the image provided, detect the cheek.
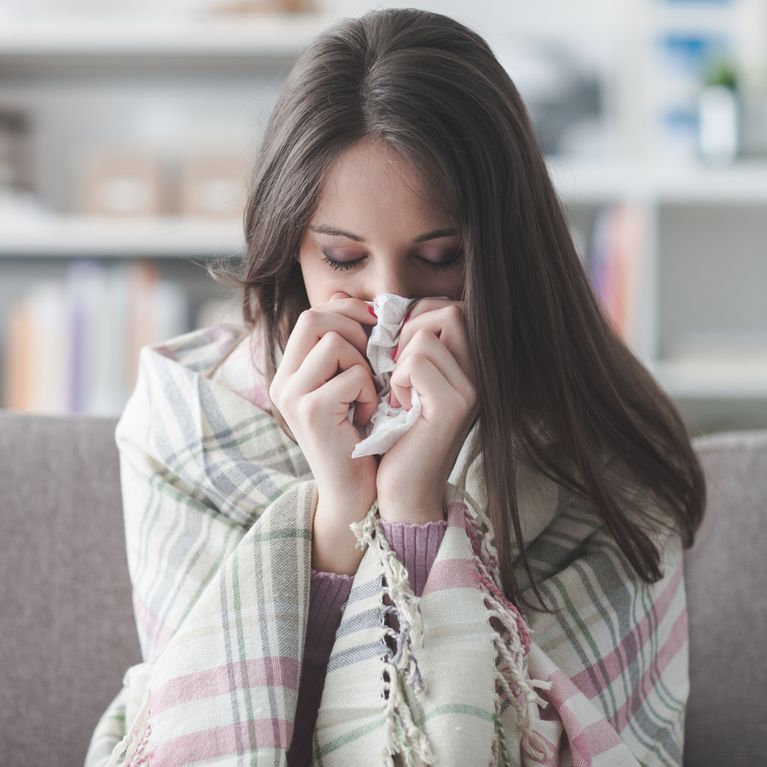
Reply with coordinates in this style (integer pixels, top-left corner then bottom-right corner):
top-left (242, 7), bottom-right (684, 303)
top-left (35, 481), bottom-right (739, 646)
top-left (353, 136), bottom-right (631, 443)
top-left (300, 261), bottom-right (339, 307)
top-left (438, 272), bottom-right (465, 302)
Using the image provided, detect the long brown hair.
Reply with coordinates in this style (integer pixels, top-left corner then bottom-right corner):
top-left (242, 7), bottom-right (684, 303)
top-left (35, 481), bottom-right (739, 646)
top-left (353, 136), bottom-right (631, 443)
top-left (207, 7), bottom-right (706, 614)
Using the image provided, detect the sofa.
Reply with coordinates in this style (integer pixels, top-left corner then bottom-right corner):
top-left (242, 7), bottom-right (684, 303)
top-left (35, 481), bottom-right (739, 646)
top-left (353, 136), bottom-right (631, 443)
top-left (0, 411), bottom-right (765, 766)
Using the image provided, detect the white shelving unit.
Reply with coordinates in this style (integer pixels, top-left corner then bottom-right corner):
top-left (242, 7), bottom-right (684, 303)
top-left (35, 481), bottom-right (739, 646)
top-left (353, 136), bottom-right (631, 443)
top-left (0, 4), bottom-right (765, 433)
top-left (0, 13), bottom-right (337, 59)
top-left (0, 215), bottom-right (243, 257)
top-left (548, 157), bottom-right (767, 409)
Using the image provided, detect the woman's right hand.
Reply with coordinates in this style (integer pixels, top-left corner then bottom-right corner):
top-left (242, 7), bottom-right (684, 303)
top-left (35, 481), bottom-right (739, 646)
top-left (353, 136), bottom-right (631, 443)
top-left (268, 291), bottom-right (380, 569)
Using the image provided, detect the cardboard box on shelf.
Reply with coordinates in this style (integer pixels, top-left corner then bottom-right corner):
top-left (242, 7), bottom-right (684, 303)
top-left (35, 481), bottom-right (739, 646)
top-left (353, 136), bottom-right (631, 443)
top-left (77, 150), bottom-right (167, 217)
top-left (178, 152), bottom-right (248, 218)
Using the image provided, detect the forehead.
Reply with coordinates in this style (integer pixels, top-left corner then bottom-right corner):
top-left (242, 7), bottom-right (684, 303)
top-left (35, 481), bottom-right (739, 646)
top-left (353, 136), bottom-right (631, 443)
top-left (315, 139), bottom-right (451, 227)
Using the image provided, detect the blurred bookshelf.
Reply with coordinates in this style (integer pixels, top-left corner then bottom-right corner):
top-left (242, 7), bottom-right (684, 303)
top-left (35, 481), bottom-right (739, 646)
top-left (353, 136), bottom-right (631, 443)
top-left (0, 1), bottom-right (766, 437)
top-left (0, 14), bottom-right (332, 59)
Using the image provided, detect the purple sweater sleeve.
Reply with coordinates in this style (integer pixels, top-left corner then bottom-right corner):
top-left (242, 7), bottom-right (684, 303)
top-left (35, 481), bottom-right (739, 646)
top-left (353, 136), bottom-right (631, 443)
top-left (286, 518), bottom-right (448, 766)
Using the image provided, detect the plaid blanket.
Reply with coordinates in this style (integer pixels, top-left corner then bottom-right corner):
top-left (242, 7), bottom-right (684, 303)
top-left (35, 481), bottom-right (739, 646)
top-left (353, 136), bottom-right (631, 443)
top-left (84, 323), bottom-right (688, 766)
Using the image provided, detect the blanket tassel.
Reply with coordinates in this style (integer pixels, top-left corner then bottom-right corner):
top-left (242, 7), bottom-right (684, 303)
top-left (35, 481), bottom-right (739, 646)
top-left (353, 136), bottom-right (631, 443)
top-left (103, 683), bottom-right (153, 767)
top-left (350, 501), bottom-right (435, 766)
top-left (461, 497), bottom-right (553, 765)
top-left (381, 654), bottom-right (434, 767)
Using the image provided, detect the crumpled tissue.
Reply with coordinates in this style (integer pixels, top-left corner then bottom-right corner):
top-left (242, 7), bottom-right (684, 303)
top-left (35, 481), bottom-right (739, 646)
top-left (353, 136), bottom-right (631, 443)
top-left (347, 292), bottom-right (429, 458)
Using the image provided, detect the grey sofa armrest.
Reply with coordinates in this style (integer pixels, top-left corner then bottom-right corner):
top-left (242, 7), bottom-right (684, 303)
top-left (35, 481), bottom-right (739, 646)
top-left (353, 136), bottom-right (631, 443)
top-left (0, 412), bottom-right (141, 767)
top-left (685, 430), bottom-right (767, 766)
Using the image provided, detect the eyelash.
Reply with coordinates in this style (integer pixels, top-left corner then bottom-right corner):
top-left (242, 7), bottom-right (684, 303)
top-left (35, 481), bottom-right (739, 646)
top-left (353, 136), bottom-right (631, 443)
top-left (320, 250), bottom-right (463, 272)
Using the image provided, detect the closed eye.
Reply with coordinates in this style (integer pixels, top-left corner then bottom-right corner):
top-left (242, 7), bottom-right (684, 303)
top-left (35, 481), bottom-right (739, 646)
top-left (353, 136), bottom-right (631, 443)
top-left (320, 250), bottom-right (463, 272)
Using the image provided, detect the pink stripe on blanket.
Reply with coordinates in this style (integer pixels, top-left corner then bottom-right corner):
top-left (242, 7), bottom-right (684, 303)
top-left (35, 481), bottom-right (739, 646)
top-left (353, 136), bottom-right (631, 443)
top-left (149, 717), bottom-right (293, 762)
top-left (414, 502), bottom-right (480, 595)
top-left (420, 557), bottom-right (481, 595)
top-left (568, 719), bottom-right (627, 766)
top-left (567, 560), bottom-right (685, 699)
top-left (535, 668), bottom-right (626, 765)
top-left (611, 606), bottom-right (688, 733)
top-left (207, 324), bottom-right (239, 345)
top-left (234, 386), bottom-right (273, 412)
top-left (532, 607), bottom-right (688, 762)
top-left (151, 656), bottom-right (301, 714)
top-left (446, 500), bottom-right (468, 526)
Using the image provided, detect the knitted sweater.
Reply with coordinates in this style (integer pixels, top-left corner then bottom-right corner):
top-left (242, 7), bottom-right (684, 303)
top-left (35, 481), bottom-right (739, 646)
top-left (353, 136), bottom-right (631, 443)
top-left (287, 518), bottom-right (448, 766)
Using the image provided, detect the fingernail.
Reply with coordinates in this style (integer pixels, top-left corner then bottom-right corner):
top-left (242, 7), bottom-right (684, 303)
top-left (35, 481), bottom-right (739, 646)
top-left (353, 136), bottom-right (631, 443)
top-left (368, 306), bottom-right (377, 318)
top-left (392, 343), bottom-right (398, 359)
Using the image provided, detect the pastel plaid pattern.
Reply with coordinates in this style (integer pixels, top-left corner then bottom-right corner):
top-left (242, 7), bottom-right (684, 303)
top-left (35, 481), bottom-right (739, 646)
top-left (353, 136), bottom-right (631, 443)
top-left (84, 323), bottom-right (688, 766)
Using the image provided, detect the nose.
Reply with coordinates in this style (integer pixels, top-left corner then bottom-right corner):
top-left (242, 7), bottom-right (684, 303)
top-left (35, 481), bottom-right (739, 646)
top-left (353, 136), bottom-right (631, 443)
top-left (363, 265), bottom-right (416, 303)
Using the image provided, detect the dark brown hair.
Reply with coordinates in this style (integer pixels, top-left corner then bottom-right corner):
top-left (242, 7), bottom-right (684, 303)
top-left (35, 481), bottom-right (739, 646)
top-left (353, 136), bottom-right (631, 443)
top-left (207, 7), bottom-right (706, 614)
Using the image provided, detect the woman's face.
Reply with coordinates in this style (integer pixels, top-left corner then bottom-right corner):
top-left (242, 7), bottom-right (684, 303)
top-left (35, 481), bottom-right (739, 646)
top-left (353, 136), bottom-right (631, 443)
top-left (297, 138), bottom-right (465, 306)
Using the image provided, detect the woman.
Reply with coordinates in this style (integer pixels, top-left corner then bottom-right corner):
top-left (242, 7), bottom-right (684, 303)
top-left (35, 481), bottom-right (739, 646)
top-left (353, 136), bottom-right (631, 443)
top-left (85, 8), bottom-right (705, 766)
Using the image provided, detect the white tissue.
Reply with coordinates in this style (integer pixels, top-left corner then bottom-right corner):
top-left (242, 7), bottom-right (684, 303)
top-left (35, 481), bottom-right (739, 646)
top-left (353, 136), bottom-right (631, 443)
top-left (348, 292), bottom-right (421, 458)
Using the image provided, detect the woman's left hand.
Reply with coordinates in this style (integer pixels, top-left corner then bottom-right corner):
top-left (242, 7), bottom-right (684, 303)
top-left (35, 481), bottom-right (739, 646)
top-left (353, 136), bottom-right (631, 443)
top-left (375, 298), bottom-right (479, 523)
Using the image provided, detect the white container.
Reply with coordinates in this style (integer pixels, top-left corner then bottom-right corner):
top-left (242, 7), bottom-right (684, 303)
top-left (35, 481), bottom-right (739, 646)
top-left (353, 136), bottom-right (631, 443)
top-left (698, 84), bottom-right (740, 164)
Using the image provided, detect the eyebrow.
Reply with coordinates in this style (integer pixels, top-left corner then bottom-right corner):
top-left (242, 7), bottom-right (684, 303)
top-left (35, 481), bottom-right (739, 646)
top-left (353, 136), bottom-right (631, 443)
top-left (308, 224), bottom-right (458, 243)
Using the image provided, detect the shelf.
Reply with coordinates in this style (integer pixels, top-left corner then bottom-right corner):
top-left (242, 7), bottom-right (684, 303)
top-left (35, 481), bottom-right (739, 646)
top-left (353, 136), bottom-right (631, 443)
top-left (648, 2), bottom-right (736, 36)
top-left (653, 359), bottom-right (767, 399)
top-left (4, 158), bottom-right (767, 258)
top-left (547, 157), bottom-right (767, 204)
top-left (0, 13), bottom-right (337, 60)
top-left (0, 215), bottom-right (243, 257)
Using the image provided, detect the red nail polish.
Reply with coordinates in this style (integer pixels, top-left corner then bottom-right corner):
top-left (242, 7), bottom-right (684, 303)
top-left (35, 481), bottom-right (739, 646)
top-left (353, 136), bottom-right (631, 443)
top-left (368, 306), bottom-right (377, 318)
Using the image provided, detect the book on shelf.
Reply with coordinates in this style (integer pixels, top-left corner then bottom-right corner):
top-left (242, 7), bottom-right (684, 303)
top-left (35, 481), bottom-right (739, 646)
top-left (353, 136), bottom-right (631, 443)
top-left (587, 202), bottom-right (645, 350)
top-left (3, 259), bottom-right (190, 416)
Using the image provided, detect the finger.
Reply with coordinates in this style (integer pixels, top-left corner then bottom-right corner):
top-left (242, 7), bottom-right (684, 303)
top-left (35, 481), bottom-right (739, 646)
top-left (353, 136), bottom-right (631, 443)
top-left (306, 363), bottom-right (379, 428)
top-left (395, 303), bottom-right (472, 378)
top-left (289, 329), bottom-right (370, 399)
top-left (390, 354), bottom-right (469, 424)
top-left (400, 296), bottom-right (456, 324)
top-left (278, 301), bottom-right (376, 379)
top-left (323, 291), bottom-right (378, 326)
top-left (389, 329), bottom-right (475, 412)
top-left (322, 293), bottom-right (378, 341)
top-left (389, 306), bottom-right (466, 410)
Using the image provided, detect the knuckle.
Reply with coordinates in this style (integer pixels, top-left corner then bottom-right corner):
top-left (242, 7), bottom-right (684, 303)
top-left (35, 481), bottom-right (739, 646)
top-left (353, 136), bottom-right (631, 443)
top-left (296, 309), bottom-right (310, 327)
top-left (407, 349), bottom-right (427, 367)
top-left (268, 378), bottom-right (281, 405)
top-left (297, 307), bottom-right (319, 328)
top-left (321, 329), bottom-right (343, 347)
top-left (409, 328), bottom-right (431, 349)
